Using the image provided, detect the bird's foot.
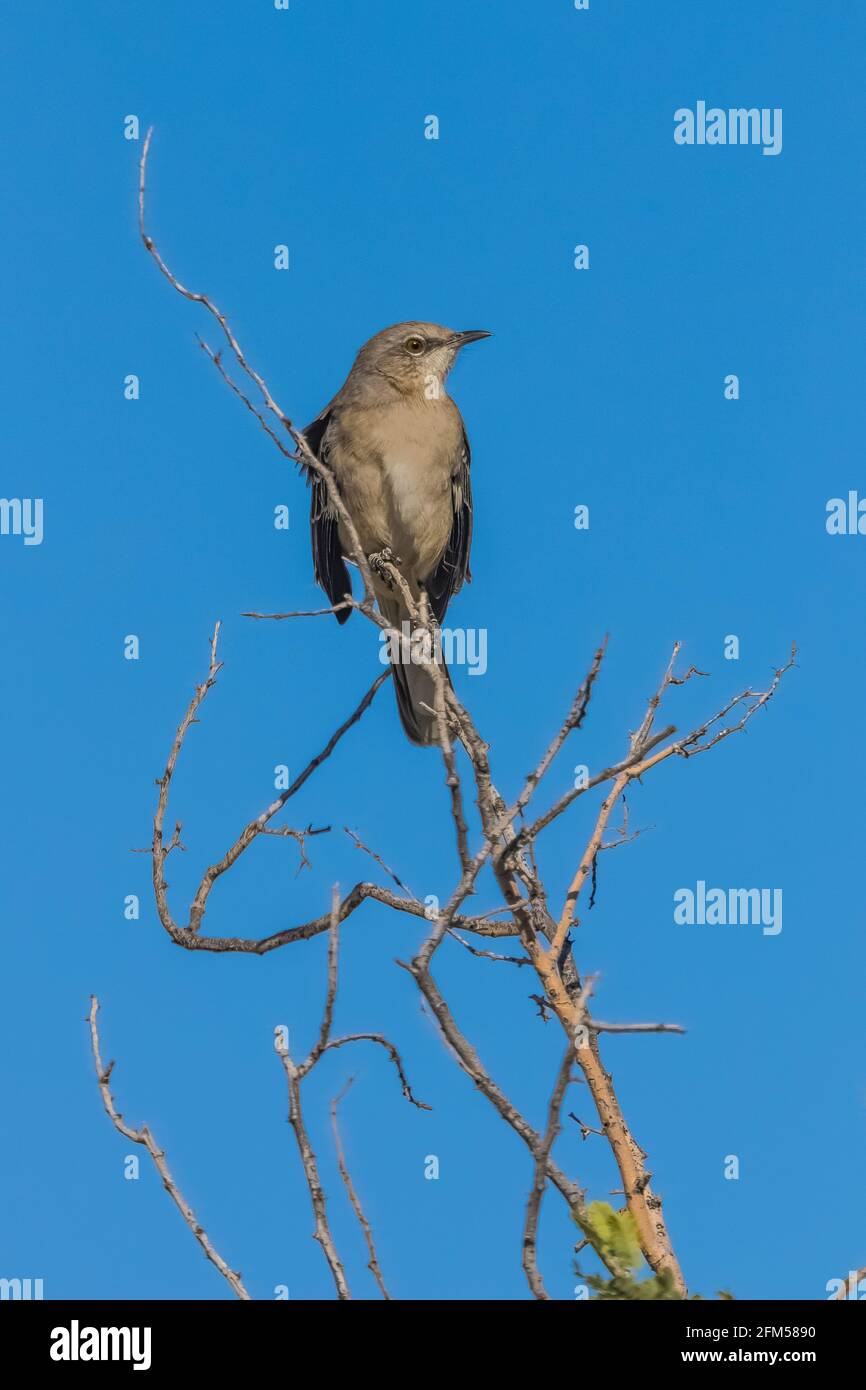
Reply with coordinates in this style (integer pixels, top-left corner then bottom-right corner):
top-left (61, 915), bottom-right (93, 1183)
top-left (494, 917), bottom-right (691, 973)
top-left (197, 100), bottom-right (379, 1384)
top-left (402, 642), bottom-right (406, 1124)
top-left (368, 547), bottom-right (402, 586)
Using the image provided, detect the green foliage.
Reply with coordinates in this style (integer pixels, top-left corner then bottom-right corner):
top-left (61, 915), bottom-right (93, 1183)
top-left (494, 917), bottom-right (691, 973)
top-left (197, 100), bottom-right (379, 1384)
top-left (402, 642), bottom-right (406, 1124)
top-left (573, 1201), bottom-right (734, 1301)
top-left (584, 1264), bottom-right (683, 1301)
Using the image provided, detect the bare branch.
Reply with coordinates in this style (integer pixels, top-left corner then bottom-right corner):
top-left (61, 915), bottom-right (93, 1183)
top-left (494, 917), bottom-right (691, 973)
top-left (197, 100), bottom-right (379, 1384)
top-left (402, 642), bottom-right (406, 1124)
top-left (590, 1019), bottom-right (686, 1035)
top-left (411, 641), bottom-right (610, 970)
top-left (241, 604), bottom-right (352, 620)
top-left (274, 1032), bottom-right (350, 1299)
top-left (273, 901), bottom-right (351, 1299)
top-left (343, 826), bottom-right (414, 897)
top-left (447, 931), bottom-right (531, 967)
top-left (419, 589), bottom-right (472, 875)
top-left (298, 887), bottom-right (341, 1078)
top-left (319, 1034), bottom-right (431, 1110)
top-left (152, 621), bottom-right (222, 932)
top-left (552, 778), bottom-right (630, 954)
top-left (151, 626), bottom-right (391, 948)
top-left (523, 1048), bottom-right (575, 1300)
top-left (87, 996), bottom-right (250, 1300)
top-left (520, 724), bottom-right (675, 846)
top-left (518, 637), bottom-right (609, 804)
top-left (273, 893), bottom-right (429, 1296)
top-left (196, 335), bottom-right (297, 462)
top-left (156, 880), bottom-right (517, 959)
top-left (260, 823), bottom-right (330, 875)
top-left (569, 1114), bottom-right (605, 1141)
top-left (184, 674), bottom-right (390, 935)
top-left (397, 959), bottom-right (589, 1223)
top-left (548, 645), bottom-right (797, 960)
top-left (138, 127), bottom-right (378, 606)
top-left (330, 1078), bottom-right (391, 1300)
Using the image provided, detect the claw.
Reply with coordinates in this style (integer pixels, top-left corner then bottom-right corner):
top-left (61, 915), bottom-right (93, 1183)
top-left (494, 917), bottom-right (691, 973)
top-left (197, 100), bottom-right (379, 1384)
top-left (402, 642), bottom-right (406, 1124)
top-left (368, 546), bottom-right (402, 585)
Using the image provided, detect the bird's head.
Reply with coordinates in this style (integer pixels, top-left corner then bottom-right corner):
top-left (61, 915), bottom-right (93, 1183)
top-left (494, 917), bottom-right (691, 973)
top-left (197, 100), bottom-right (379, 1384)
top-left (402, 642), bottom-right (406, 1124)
top-left (352, 321), bottom-right (491, 398)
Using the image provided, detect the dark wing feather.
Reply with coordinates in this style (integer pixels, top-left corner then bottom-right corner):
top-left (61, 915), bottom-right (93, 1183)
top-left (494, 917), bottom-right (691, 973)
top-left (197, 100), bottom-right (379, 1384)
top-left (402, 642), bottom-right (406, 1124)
top-left (301, 410), bottom-right (352, 625)
top-left (425, 427), bottom-right (473, 624)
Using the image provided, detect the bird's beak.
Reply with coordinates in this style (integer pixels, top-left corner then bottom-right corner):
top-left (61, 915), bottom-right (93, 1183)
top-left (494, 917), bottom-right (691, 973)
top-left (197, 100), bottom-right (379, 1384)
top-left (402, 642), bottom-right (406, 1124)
top-left (450, 329), bottom-right (492, 347)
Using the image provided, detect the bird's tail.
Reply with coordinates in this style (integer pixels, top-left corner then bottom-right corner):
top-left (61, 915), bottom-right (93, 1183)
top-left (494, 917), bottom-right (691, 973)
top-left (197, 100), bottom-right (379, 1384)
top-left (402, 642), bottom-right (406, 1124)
top-left (381, 599), bottom-right (451, 747)
top-left (392, 657), bottom-right (452, 746)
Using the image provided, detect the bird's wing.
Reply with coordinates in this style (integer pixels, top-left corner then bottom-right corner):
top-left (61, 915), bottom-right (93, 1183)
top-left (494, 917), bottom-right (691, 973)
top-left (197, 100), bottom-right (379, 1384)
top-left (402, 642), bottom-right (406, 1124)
top-left (301, 409), bottom-right (353, 625)
top-left (425, 426), bottom-right (473, 624)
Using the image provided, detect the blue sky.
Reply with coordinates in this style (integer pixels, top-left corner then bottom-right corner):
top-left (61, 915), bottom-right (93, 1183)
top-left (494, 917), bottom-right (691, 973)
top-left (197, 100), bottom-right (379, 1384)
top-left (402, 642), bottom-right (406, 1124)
top-left (1, 1), bottom-right (864, 1301)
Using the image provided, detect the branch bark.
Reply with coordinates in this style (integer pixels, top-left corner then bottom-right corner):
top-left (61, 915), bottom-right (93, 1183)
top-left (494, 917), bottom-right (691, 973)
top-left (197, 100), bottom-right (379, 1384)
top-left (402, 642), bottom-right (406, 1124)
top-left (87, 996), bottom-right (251, 1300)
top-left (522, 1048), bottom-right (576, 1300)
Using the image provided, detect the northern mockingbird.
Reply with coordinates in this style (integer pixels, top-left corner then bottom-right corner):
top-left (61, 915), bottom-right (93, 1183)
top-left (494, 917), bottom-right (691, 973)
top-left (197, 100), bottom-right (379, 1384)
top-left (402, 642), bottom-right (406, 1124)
top-left (301, 321), bottom-right (490, 745)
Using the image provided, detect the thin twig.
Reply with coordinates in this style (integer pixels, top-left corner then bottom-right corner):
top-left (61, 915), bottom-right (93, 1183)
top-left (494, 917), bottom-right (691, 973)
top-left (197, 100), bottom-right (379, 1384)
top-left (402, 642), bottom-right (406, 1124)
top-left (276, 1044), bottom-right (350, 1299)
top-left (589, 1019), bottom-right (686, 1035)
top-left (549, 644), bottom-right (797, 960)
top-left (260, 823), bottom-right (330, 874)
top-left (569, 1114), bottom-right (606, 1141)
top-left (396, 959), bottom-right (598, 1250)
top-left (151, 629), bottom-right (391, 948)
top-left (330, 1078), bottom-right (391, 1299)
top-left (447, 930), bottom-right (531, 967)
top-left (319, 1034), bottom-right (431, 1110)
top-left (523, 1048), bottom-right (575, 1300)
top-left (139, 127), bottom-right (378, 606)
top-left (242, 604), bottom-right (352, 620)
top-left (87, 996), bottom-right (250, 1300)
top-left (273, 895), bottom-right (350, 1300)
top-left (343, 827), bottom-right (414, 897)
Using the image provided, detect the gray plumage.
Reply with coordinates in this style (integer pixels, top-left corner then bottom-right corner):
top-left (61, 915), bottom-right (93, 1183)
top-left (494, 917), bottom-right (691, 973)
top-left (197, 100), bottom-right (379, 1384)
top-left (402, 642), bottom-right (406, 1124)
top-left (302, 321), bottom-right (489, 744)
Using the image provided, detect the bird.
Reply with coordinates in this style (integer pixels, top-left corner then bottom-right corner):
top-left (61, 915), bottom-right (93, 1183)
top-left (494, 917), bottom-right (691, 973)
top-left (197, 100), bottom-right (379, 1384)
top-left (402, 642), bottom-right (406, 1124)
top-left (300, 321), bottom-right (490, 745)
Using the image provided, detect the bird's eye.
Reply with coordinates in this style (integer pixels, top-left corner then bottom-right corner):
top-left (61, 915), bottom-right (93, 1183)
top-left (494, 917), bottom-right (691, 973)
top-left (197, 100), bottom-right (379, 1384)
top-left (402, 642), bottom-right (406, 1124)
top-left (404, 334), bottom-right (425, 355)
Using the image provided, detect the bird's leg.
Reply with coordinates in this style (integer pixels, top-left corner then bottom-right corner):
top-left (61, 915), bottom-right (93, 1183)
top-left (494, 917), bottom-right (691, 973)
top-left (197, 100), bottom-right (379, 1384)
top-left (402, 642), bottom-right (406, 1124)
top-left (418, 583), bottom-right (440, 634)
top-left (368, 546), bottom-right (403, 587)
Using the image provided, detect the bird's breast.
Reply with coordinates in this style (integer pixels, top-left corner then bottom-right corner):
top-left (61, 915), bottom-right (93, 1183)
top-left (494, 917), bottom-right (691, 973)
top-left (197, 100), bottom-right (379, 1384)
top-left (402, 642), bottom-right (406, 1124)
top-left (337, 403), bottom-right (457, 584)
